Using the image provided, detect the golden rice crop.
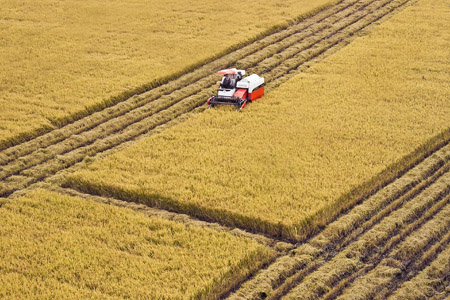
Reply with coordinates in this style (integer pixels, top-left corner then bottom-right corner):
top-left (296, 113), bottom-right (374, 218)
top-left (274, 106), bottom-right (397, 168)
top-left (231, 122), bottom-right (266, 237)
top-left (65, 0), bottom-right (450, 241)
top-left (0, 0), bottom-right (333, 147)
top-left (0, 189), bottom-right (273, 299)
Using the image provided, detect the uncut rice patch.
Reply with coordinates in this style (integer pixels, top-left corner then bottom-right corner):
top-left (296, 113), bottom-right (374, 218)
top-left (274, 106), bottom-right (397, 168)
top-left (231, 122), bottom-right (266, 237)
top-left (0, 189), bottom-right (272, 299)
top-left (66, 0), bottom-right (450, 240)
top-left (0, 0), bottom-right (332, 145)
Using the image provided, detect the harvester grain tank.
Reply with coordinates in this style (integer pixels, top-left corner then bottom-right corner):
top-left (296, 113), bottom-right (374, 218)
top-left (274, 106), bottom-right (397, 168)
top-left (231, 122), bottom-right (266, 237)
top-left (207, 68), bottom-right (265, 110)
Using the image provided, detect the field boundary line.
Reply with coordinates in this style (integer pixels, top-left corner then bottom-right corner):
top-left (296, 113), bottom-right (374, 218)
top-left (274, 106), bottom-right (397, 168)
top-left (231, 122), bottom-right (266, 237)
top-left (36, 184), bottom-right (294, 251)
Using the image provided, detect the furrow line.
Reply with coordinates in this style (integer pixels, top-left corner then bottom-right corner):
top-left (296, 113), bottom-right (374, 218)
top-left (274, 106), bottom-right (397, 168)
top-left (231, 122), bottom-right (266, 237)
top-left (388, 242), bottom-right (450, 300)
top-left (335, 161), bottom-right (450, 253)
top-left (323, 196), bottom-right (450, 300)
top-left (383, 229), bottom-right (450, 299)
top-left (0, 0), bottom-right (409, 198)
top-left (322, 196), bottom-right (450, 300)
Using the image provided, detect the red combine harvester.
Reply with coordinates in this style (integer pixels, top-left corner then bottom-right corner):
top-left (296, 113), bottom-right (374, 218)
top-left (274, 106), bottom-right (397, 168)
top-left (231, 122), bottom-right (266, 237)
top-left (207, 68), bottom-right (265, 111)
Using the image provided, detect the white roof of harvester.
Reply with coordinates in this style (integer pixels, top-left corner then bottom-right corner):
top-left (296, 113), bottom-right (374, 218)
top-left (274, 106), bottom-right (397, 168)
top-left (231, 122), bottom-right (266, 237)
top-left (236, 74), bottom-right (264, 92)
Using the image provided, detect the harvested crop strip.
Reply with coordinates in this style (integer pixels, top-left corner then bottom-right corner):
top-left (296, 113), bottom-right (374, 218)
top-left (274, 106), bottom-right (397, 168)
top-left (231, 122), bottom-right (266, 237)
top-left (334, 200), bottom-right (450, 299)
top-left (0, 189), bottom-right (273, 299)
top-left (389, 243), bottom-right (450, 299)
top-left (65, 0), bottom-right (450, 241)
top-left (282, 171), bottom-right (450, 299)
top-left (0, 0), bottom-right (333, 147)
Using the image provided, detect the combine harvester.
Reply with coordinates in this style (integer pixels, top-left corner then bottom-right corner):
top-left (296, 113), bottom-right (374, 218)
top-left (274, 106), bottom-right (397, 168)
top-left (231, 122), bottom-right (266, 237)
top-left (207, 68), bottom-right (265, 111)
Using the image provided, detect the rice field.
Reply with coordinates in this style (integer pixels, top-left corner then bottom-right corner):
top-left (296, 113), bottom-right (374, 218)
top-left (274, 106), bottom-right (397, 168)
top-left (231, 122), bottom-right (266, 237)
top-left (0, 189), bottom-right (273, 299)
top-left (2, 0), bottom-right (450, 298)
top-left (0, 0), bottom-right (334, 148)
top-left (65, 0), bottom-right (450, 241)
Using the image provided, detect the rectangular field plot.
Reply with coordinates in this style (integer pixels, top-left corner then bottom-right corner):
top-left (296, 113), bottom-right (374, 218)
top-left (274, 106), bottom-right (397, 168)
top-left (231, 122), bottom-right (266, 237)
top-left (65, 0), bottom-right (450, 241)
top-left (0, 0), bottom-right (333, 148)
top-left (0, 189), bottom-right (272, 299)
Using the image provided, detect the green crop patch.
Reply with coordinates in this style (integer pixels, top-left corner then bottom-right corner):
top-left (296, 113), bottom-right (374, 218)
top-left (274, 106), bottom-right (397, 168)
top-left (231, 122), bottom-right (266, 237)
top-left (0, 189), bottom-right (273, 299)
top-left (65, 0), bottom-right (450, 241)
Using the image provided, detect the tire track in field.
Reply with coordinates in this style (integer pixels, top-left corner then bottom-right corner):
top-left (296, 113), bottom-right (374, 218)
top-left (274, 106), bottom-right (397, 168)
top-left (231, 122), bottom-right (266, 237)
top-left (0, 0), bottom-right (413, 198)
top-left (226, 143), bottom-right (450, 300)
